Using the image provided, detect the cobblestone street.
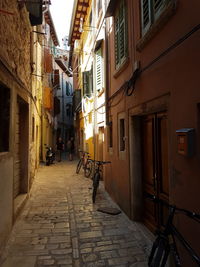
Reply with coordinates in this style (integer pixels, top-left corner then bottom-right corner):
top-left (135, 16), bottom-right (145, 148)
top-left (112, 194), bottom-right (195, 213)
top-left (0, 160), bottom-right (152, 267)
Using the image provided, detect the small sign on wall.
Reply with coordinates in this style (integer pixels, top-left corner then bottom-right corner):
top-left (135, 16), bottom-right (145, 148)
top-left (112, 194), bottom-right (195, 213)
top-left (176, 128), bottom-right (195, 157)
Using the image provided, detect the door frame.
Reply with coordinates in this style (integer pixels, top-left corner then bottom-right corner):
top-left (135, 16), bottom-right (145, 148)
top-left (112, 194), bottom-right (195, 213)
top-left (129, 94), bottom-right (170, 222)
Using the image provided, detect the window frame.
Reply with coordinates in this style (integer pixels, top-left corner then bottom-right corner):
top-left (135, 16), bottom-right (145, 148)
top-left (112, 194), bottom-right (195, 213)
top-left (114, 0), bottom-right (128, 70)
top-left (118, 113), bottom-right (126, 159)
top-left (141, 0), bottom-right (168, 36)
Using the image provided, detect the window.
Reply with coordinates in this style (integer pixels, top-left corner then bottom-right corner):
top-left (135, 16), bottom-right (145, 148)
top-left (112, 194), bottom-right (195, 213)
top-left (95, 48), bottom-right (103, 91)
top-left (66, 82), bottom-right (70, 96)
top-left (0, 84), bottom-right (10, 152)
top-left (141, 0), bottom-right (168, 35)
top-left (115, 0), bottom-right (128, 69)
top-left (82, 67), bottom-right (93, 97)
top-left (119, 118), bottom-right (125, 151)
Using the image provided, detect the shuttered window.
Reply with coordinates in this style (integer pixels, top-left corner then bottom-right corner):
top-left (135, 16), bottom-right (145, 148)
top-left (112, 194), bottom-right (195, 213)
top-left (83, 68), bottom-right (93, 97)
top-left (115, 0), bottom-right (127, 69)
top-left (95, 48), bottom-right (102, 91)
top-left (141, 0), bottom-right (168, 35)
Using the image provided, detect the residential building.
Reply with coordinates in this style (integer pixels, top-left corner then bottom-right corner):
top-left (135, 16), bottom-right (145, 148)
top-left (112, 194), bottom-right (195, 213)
top-left (54, 53), bottom-right (74, 145)
top-left (0, 0), bottom-right (46, 253)
top-left (42, 9), bottom-right (59, 160)
top-left (69, 0), bottom-right (106, 162)
top-left (104, 0), bottom-right (200, 264)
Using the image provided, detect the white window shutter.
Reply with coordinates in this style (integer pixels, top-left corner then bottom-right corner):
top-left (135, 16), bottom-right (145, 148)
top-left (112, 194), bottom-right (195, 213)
top-left (96, 48), bottom-right (102, 91)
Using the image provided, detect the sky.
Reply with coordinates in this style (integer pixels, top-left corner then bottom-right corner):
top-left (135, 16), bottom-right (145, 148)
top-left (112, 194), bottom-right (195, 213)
top-left (50, 0), bottom-right (74, 47)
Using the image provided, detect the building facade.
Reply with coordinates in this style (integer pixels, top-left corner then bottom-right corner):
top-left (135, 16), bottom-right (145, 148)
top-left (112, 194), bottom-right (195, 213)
top-left (104, 0), bottom-right (200, 264)
top-left (0, 0), bottom-right (58, 253)
top-left (54, 54), bottom-right (74, 146)
top-left (69, 0), bottom-right (200, 264)
top-left (69, 0), bottom-right (107, 162)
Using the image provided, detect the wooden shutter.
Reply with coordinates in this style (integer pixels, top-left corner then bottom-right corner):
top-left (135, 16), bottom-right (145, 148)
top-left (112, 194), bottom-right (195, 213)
top-left (141, 0), bottom-right (151, 35)
top-left (154, 0), bottom-right (165, 20)
top-left (115, 0), bottom-right (127, 68)
top-left (53, 69), bottom-right (60, 86)
top-left (119, 1), bottom-right (126, 62)
top-left (89, 67), bottom-right (93, 95)
top-left (115, 14), bottom-right (120, 67)
top-left (44, 48), bottom-right (52, 73)
top-left (83, 71), bottom-right (90, 96)
top-left (96, 48), bottom-right (102, 91)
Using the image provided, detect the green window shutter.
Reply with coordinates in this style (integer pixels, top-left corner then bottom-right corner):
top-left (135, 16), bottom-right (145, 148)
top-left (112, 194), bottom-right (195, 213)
top-left (89, 67), bottom-right (93, 95)
top-left (153, 0), bottom-right (166, 20)
top-left (119, 1), bottom-right (126, 61)
top-left (115, 15), bottom-right (120, 67)
top-left (83, 70), bottom-right (93, 97)
top-left (115, 0), bottom-right (127, 69)
top-left (141, 0), bottom-right (151, 35)
top-left (95, 48), bottom-right (102, 91)
top-left (83, 71), bottom-right (89, 97)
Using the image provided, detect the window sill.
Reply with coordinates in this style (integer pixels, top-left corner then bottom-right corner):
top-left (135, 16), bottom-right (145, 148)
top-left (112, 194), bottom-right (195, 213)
top-left (113, 57), bottom-right (130, 79)
top-left (136, 0), bottom-right (177, 52)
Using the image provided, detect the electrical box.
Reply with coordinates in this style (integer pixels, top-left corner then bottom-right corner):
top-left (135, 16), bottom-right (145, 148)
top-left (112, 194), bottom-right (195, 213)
top-left (176, 128), bottom-right (195, 157)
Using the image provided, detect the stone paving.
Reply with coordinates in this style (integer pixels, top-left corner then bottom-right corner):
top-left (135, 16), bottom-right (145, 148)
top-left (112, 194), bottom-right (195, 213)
top-left (0, 160), bottom-right (152, 267)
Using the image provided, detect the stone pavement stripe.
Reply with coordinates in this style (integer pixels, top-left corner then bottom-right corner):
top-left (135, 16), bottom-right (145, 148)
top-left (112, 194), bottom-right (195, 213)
top-left (0, 161), bottom-right (152, 267)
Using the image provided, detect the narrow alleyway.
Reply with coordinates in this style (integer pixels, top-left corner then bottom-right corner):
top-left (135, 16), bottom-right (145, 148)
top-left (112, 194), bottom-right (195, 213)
top-left (0, 161), bottom-right (152, 267)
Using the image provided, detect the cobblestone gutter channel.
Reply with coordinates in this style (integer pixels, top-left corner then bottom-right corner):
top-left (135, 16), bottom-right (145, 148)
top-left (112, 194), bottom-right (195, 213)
top-left (0, 161), bottom-right (152, 267)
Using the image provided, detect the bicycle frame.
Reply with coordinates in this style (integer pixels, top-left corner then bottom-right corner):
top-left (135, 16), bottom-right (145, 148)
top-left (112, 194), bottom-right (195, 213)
top-left (147, 194), bottom-right (200, 266)
top-left (170, 223), bottom-right (200, 265)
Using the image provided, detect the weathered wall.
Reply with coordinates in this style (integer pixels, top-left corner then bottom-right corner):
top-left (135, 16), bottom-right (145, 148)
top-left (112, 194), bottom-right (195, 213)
top-left (0, 0), bottom-right (32, 252)
top-left (0, 155), bottom-right (13, 255)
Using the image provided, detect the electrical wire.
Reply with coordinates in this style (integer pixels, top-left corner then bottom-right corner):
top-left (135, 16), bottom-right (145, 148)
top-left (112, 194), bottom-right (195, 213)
top-left (111, 23), bottom-right (200, 100)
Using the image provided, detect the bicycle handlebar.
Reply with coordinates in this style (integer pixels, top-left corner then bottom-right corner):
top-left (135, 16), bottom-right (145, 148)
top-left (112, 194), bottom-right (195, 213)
top-left (145, 193), bottom-right (200, 221)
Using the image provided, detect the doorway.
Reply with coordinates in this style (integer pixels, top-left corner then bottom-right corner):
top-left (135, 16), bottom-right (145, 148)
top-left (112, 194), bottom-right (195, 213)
top-left (14, 96), bottom-right (29, 199)
top-left (142, 112), bottom-right (169, 231)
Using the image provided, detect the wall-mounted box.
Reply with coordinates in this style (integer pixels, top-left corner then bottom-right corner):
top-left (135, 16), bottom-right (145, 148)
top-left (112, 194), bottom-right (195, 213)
top-left (176, 128), bottom-right (195, 157)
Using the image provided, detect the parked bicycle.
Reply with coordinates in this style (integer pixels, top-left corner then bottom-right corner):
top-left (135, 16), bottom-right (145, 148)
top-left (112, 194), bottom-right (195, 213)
top-left (147, 193), bottom-right (200, 267)
top-left (76, 150), bottom-right (93, 178)
top-left (91, 160), bottom-right (111, 203)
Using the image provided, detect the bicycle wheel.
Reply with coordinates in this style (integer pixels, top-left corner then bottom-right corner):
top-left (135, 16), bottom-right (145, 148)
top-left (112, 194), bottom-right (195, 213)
top-left (92, 173), bottom-right (100, 203)
top-left (148, 236), bottom-right (170, 267)
top-left (84, 160), bottom-right (93, 178)
top-left (76, 159), bottom-right (82, 174)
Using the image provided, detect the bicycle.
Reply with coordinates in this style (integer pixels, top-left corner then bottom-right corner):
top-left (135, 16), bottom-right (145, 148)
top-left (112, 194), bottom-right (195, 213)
top-left (76, 150), bottom-right (93, 178)
top-left (147, 193), bottom-right (200, 267)
top-left (91, 160), bottom-right (111, 203)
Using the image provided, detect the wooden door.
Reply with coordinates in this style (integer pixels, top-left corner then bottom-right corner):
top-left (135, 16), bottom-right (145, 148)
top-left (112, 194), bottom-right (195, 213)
top-left (14, 103), bottom-right (21, 198)
top-left (142, 112), bottom-right (169, 231)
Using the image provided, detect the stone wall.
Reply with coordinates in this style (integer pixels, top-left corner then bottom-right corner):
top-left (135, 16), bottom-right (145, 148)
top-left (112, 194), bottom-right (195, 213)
top-left (0, 0), bottom-right (32, 253)
top-left (0, 0), bottom-right (31, 90)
